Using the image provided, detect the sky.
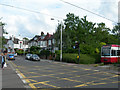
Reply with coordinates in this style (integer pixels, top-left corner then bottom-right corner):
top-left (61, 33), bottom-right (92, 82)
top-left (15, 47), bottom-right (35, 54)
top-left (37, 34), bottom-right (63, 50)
top-left (0, 0), bottom-right (119, 39)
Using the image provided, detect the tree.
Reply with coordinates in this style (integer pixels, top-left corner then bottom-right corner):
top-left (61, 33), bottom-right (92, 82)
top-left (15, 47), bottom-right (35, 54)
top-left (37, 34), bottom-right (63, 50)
top-left (30, 46), bottom-right (41, 54)
top-left (0, 22), bottom-right (8, 49)
top-left (54, 13), bottom-right (118, 55)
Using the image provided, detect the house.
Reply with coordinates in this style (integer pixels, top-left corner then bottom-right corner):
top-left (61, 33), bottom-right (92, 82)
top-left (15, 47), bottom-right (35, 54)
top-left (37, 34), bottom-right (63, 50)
top-left (28, 35), bottom-right (40, 48)
top-left (5, 36), bottom-right (28, 53)
top-left (28, 32), bottom-right (58, 53)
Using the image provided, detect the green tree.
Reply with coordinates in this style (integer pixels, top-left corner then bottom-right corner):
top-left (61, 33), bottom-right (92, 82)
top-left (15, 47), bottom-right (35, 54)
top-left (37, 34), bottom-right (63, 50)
top-left (30, 46), bottom-right (41, 54)
top-left (54, 13), bottom-right (118, 56)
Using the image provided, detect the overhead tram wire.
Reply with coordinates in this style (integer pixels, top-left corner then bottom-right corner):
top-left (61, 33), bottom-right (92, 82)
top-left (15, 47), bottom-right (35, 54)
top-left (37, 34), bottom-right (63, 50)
top-left (60, 0), bottom-right (117, 24)
top-left (0, 3), bottom-right (63, 20)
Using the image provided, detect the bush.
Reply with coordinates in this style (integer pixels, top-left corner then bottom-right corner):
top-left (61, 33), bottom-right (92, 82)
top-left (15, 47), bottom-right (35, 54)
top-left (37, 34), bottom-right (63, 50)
top-left (79, 54), bottom-right (96, 64)
top-left (80, 44), bottom-right (95, 54)
top-left (56, 53), bottom-right (96, 64)
top-left (40, 50), bottom-right (50, 59)
top-left (63, 47), bottom-right (78, 53)
top-left (55, 50), bottom-right (60, 61)
top-left (16, 50), bottom-right (24, 55)
top-left (62, 53), bottom-right (78, 63)
top-left (90, 53), bottom-right (101, 63)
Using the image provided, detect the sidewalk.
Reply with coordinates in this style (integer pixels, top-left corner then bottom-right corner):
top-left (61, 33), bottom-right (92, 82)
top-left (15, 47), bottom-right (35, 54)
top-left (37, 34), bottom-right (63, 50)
top-left (1, 61), bottom-right (26, 89)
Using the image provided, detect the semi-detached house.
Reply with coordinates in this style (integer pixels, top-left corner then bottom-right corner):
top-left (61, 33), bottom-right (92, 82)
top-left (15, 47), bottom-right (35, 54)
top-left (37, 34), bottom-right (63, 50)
top-left (28, 32), bottom-right (58, 52)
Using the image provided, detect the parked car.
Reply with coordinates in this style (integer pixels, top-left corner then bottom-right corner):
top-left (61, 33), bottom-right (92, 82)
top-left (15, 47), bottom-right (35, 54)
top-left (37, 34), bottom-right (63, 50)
top-left (25, 54), bottom-right (32, 60)
top-left (8, 54), bottom-right (15, 60)
top-left (31, 54), bottom-right (40, 61)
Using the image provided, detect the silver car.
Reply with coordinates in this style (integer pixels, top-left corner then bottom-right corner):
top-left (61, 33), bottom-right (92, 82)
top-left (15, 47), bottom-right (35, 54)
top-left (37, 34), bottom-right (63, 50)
top-left (31, 54), bottom-right (40, 61)
top-left (25, 54), bottom-right (32, 60)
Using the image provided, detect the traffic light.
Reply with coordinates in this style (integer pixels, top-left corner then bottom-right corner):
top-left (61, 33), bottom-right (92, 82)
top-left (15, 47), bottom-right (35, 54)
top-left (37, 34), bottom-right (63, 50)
top-left (75, 42), bottom-right (79, 49)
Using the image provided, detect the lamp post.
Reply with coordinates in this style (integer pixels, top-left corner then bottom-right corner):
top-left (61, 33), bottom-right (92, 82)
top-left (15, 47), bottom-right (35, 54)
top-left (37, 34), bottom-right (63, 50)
top-left (51, 18), bottom-right (62, 62)
top-left (60, 21), bottom-right (62, 62)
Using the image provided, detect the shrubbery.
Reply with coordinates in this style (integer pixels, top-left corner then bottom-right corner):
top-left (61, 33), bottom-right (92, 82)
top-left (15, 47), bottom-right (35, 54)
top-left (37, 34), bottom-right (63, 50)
top-left (55, 50), bottom-right (60, 61)
top-left (55, 52), bottom-right (96, 64)
top-left (62, 53), bottom-right (78, 63)
top-left (63, 47), bottom-right (78, 53)
top-left (16, 50), bottom-right (24, 55)
top-left (90, 53), bottom-right (101, 63)
top-left (79, 54), bottom-right (96, 64)
top-left (40, 50), bottom-right (50, 59)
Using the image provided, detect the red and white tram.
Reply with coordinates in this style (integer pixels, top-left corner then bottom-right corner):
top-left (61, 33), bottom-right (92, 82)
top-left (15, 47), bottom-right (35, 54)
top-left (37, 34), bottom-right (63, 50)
top-left (101, 45), bottom-right (120, 63)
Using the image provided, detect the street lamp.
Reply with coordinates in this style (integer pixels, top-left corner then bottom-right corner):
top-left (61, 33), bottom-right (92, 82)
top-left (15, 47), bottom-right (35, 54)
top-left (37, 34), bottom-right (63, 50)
top-left (51, 18), bottom-right (62, 62)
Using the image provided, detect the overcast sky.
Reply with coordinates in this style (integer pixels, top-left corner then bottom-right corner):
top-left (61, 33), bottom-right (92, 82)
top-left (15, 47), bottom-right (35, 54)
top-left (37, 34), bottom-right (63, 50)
top-left (0, 0), bottom-right (119, 39)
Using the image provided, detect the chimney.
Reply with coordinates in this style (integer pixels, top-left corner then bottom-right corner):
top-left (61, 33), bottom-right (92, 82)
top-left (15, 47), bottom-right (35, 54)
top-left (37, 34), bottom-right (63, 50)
top-left (41, 32), bottom-right (44, 36)
top-left (47, 32), bottom-right (49, 35)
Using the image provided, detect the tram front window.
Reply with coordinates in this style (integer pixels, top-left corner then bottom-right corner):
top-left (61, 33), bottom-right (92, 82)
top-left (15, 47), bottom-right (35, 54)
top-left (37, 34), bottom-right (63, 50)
top-left (102, 48), bottom-right (110, 56)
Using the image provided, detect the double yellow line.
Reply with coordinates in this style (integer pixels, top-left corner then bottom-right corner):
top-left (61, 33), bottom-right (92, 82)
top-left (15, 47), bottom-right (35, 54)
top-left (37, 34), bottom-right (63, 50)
top-left (10, 61), bottom-right (37, 89)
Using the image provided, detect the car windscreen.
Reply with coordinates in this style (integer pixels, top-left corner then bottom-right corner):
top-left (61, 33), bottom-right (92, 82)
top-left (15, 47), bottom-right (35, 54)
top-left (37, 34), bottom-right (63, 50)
top-left (9, 55), bottom-right (14, 57)
top-left (33, 55), bottom-right (38, 57)
top-left (26, 54), bottom-right (32, 56)
top-left (9, 55), bottom-right (14, 56)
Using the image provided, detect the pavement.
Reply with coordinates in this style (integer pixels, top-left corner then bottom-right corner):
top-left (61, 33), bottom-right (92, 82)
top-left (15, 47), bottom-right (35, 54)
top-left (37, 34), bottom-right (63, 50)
top-left (1, 60), bottom-right (27, 90)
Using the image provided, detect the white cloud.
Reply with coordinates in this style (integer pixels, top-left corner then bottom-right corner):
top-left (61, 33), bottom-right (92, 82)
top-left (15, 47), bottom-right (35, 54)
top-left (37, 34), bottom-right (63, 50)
top-left (0, 0), bottom-right (119, 39)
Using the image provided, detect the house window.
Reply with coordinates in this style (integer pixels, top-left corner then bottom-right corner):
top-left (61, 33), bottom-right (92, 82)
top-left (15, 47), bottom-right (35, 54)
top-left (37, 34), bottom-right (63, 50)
top-left (52, 39), bottom-right (55, 44)
top-left (41, 36), bottom-right (44, 39)
top-left (38, 41), bottom-right (40, 46)
top-left (41, 41), bottom-right (43, 46)
top-left (49, 40), bottom-right (51, 45)
top-left (43, 41), bottom-right (47, 47)
top-left (34, 37), bottom-right (37, 40)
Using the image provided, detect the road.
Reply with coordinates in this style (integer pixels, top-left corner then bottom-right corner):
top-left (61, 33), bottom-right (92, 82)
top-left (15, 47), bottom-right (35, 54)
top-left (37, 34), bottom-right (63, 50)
top-left (7, 56), bottom-right (119, 88)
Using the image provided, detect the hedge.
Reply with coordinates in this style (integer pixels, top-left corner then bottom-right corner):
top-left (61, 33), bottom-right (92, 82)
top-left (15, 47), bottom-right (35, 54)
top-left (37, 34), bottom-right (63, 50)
top-left (62, 53), bottom-right (78, 63)
top-left (79, 54), bottom-right (96, 64)
top-left (55, 53), bottom-right (96, 64)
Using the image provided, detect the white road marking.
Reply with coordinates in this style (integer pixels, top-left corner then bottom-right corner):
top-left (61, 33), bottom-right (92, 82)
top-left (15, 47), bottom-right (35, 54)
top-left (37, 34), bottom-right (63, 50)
top-left (22, 80), bottom-right (27, 84)
top-left (17, 73), bottom-right (23, 79)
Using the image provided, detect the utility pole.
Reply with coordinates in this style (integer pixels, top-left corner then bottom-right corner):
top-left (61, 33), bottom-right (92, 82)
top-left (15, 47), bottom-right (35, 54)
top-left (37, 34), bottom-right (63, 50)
top-left (51, 18), bottom-right (63, 62)
top-left (60, 21), bottom-right (62, 62)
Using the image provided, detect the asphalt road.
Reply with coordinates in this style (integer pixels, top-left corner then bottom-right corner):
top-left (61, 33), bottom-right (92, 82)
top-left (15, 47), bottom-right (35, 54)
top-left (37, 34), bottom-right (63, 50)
top-left (7, 56), bottom-right (119, 89)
